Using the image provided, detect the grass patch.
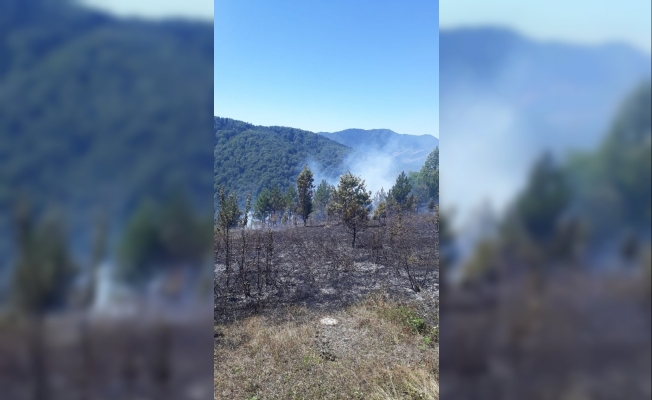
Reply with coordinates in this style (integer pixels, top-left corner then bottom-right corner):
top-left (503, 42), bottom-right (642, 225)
top-left (376, 300), bottom-right (439, 349)
top-left (215, 294), bottom-right (438, 399)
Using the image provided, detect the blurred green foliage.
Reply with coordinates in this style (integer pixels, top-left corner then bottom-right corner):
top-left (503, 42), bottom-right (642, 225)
top-left (567, 81), bottom-right (652, 244)
top-left (118, 193), bottom-right (213, 284)
top-left (513, 152), bottom-right (572, 245)
top-left (12, 199), bottom-right (77, 313)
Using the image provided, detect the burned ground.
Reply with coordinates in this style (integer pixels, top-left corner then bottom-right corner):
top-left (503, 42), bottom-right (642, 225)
top-left (213, 213), bottom-right (439, 324)
top-left (213, 213), bottom-right (440, 399)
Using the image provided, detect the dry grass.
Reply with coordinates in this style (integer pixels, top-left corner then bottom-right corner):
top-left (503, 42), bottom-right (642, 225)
top-left (214, 294), bottom-right (438, 400)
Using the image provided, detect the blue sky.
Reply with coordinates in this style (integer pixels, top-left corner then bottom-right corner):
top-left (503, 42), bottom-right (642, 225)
top-left (441, 0), bottom-right (651, 55)
top-left (214, 1), bottom-right (440, 137)
top-left (79, 0), bottom-right (649, 137)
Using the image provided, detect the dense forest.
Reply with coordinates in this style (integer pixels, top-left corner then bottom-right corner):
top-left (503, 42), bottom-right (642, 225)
top-left (0, 0), bottom-right (213, 269)
top-left (214, 117), bottom-right (352, 203)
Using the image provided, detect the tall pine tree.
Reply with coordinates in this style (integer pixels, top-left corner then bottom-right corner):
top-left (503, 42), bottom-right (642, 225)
top-left (296, 165), bottom-right (315, 226)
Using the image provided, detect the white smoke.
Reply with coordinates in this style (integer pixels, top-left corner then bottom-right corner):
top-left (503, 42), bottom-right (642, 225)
top-left (306, 158), bottom-right (339, 188)
top-left (440, 92), bottom-right (528, 232)
top-left (346, 149), bottom-right (399, 196)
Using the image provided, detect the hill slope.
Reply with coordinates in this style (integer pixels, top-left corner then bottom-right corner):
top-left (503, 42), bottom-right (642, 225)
top-left (0, 1), bottom-right (213, 269)
top-left (214, 117), bottom-right (351, 201)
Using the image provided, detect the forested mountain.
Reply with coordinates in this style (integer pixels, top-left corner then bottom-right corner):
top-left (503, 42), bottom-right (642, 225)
top-left (0, 0), bottom-right (213, 270)
top-left (319, 128), bottom-right (438, 175)
top-left (214, 117), bottom-right (351, 202)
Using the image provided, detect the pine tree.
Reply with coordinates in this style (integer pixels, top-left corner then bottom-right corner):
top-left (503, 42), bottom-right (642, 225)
top-left (389, 171), bottom-right (413, 211)
top-left (284, 185), bottom-right (299, 219)
top-left (327, 172), bottom-right (372, 247)
top-left (314, 180), bottom-right (333, 220)
top-left (296, 165), bottom-right (315, 226)
top-left (269, 185), bottom-right (285, 225)
top-left (215, 187), bottom-right (242, 284)
top-left (254, 188), bottom-right (271, 223)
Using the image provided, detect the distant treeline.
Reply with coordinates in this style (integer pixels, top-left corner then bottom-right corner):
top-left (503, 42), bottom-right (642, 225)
top-left (216, 145), bottom-right (439, 235)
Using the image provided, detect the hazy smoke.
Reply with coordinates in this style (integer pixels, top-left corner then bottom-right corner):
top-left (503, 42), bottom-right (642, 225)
top-left (346, 150), bottom-right (399, 195)
top-left (306, 146), bottom-right (418, 197)
top-left (440, 92), bottom-right (526, 230)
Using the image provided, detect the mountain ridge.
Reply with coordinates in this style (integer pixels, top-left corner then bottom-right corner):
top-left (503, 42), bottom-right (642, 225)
top-left (317, 128), bottom-right (438, 176)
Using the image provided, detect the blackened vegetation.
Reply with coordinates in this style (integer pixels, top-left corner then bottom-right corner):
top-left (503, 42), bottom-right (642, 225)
top-left (214, 212), bottom-right (439, 324)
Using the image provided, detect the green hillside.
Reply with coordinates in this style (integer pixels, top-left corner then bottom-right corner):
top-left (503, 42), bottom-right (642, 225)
top-left (214, 117), bottom-right (352, 201)
top-left (0, 0), bottom-right (213, 267)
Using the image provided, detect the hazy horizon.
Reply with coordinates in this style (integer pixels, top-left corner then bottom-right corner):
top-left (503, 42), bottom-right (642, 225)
top-left (440, 24), bottom-right (652, 55)
top-left (214, 115), bottom-right (440, 138)
top-left (440, 0), bottom-right (651, 55)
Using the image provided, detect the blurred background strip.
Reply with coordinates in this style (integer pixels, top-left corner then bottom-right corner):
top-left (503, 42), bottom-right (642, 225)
top-left (0, 1), bottom-right (214, 399)
top-left (439, 1), bottom-right (651, 399)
